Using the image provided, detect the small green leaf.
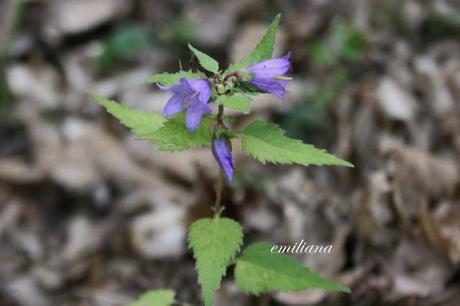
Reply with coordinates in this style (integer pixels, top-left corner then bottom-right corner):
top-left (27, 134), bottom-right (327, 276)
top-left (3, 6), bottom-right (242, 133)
top-left (238, 120), bottom-right (353, 167)
top-left (146, 113), bottom-right (214, 151)
top-left (129, 289), bottom-right (175, 306)
top-left (188, 44), bottom-right (219, 74)
top-left (146, 71), bottom-right (205, 85)
top-left (225, 14), bottom-right (281, 74)
top-left (235, 242), bottom-right (350, 295)
top-left (89, 92), bottom-right (166, 137)
top-left (188, 217), bottom-right (243, 306)
top-left (217, 93), bottom-right (251, 114)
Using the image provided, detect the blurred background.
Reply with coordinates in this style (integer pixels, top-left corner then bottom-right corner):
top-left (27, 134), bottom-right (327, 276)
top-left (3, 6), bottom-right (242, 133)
top-left (1, 0), bottom-right (460, 305)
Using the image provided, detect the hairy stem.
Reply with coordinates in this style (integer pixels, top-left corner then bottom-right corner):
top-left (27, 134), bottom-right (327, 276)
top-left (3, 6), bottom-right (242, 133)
top-left (213, 169), bottom-right (224, 216)
top-left (216, 104), bottom-right (224, 124)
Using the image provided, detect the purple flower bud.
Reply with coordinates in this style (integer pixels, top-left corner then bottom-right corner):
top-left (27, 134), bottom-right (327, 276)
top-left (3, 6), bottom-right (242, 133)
top-left (248, 52), bottom-right (292, 102)
top-left (158, 78), bottom-right (212, 132)
top-left (212, 136), bottom-right (234, 182)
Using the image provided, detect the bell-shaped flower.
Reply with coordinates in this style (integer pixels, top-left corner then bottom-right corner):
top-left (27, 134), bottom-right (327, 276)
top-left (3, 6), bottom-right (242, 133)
top-left (212, 136), bottom-right (234, 182)
top-left (248, 52), bottom-right (291, 101)
top-left (158, 77), bottom-right (212, 132)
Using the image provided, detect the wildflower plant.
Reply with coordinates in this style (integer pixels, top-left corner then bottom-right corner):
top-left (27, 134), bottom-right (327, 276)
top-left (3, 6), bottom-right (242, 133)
top-left (89, 14), bottom-right (353, 306)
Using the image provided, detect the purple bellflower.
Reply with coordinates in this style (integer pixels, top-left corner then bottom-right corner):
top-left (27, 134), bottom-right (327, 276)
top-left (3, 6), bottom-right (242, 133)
top-left (158, 77), bottom-right (212, 132)
top-left (248, 52), bottom-right (291, 101)
top-left (212, 136), bottom-right (234, 182)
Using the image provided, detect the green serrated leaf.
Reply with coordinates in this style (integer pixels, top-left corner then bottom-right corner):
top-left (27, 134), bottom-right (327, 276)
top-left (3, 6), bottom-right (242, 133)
top-left (188, 217), bottom-right (243, 306)
top-left (188, 44), bottom-right (219, 74)
top-left (238, 120), bottom-right (353, 167)
top-left (225, 14), bottom-right (281, 74)
top-left (89, 92), bottom-right (166, 137)
top-left (129, 289), bottom-right (175, 306)
top-left (146, 71), bottom-right (205, 85)
top-left (217, 93), bottom-right (251, 114)
top-left (145, 113), bottom-right (214, 151)
top-left (235, 242), bottom-right (350, 295)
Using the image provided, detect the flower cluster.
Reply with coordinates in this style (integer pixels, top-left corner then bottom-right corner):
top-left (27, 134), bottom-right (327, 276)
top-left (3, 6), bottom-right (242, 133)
top-left (159, 78), bottom-right (212, 132)
top-left (158, 54), bottom-right (292, 181)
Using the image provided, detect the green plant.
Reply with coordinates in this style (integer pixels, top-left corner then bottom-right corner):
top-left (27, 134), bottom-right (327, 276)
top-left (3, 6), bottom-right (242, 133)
top-left (89, 14), bottom-right (353, 306)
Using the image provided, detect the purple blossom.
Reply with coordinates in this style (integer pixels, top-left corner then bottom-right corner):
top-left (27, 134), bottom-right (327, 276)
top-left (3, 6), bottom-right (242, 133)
top-left (248, 53), bottom-right (291, 101)
top-left (212, 137), bottom-right (234, 182)
top-left (158, 77), bottom-right (212, 132)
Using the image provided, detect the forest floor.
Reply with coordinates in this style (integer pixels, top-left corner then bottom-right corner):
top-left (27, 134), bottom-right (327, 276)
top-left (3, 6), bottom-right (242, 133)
top-left (1, 1), bottom-right (460, 306)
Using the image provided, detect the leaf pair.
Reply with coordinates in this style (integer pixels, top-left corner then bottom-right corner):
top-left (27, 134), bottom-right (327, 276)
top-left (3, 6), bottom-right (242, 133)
top-left (90, 93), bottom-right (352, 167)
top-left (187, 12), bottom-right (280, 75)
top-left (188, 217), bottom-right (349, 306)
top-left (146, 13), bottom-right (280, 85)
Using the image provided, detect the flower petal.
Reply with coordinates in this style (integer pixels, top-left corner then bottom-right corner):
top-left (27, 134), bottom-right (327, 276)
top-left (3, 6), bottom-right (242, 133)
top-left (250, 78), bottom-right (288, 102)
top-left (188, 79), bottom-right (211, 104)
top-left (159, 78), bottom-right (195, 97)
top-left (185, 98), bottom-right (204, 132)
top-left (202, 103), bottom-right (212, 114)
top-left (212, 137), bottom-right (234, 181)
top-left (248, 52), bottom-right (291, 78)
top-left (163, 95), bottom-right (183, 117)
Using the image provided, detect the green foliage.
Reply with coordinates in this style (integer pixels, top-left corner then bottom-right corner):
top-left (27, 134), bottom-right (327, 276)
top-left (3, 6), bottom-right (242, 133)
top-left (238, 120), bottom-right (353, 167)
top-left (217, 93), bottom-right (251, 114)
top-left (89, 13), bottom-right (354, 305)
top-left (146, 71), bottom-right (205, 86)
top-left (98, 26), bottom-right (153, 67)
top-left (129, 289), bottom-right (175, 306)
top-left (90, 94), bottom-right (212, 152)
top-left (234, 242), bottom-right (350, 295)
top-left (89, 93), bottom-right (166, 137)
top-left (188, 218), bottom-right (243, 306)
top-left (165, 18), bottom-right (199, 44)
top-left (188, 44), bottom-right (219, 74)
top-left (307, 21), bottom-right (365, 66)
top-left (146, 113), bottom-right (214, 151)
top-left (225, 14), bottom-right (281, 74)
top-left (307, 40), bottom-right (337, 67)
top-left (331, 22), bottom-right (365, 61)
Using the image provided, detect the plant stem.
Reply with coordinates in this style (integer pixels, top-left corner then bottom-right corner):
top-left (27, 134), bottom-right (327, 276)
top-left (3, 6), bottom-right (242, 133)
top-left (216, 104), bottom-right (224, 124)
top-left (213, 169), bottom-right (224, 217)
